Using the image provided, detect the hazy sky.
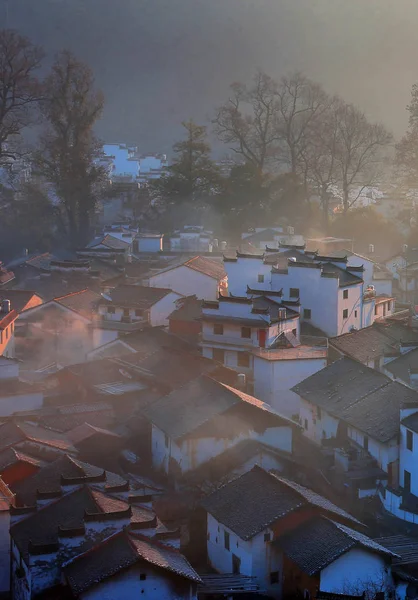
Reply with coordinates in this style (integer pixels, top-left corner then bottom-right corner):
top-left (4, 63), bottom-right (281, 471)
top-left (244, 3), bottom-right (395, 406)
top-left (6, 0), bottom-right (418, 152)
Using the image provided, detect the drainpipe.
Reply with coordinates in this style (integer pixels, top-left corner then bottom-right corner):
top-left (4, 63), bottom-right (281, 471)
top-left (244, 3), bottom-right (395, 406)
top-left (360, 281), bottom-right (364, 328)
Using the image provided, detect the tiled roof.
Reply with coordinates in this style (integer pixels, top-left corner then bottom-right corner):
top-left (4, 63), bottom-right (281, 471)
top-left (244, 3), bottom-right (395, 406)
top-left (277, 517), bottom-right (396, 576)
top-left (292, 357), bottom-right (388, 411)
top-left (0, 290), bottom-right (42, 314)
top-left (373, 534), bottom-right (418, 565)
top-left (25, 253), bottom-right (55, 271)
top-left (168, 296), bottom-right (202, 323)
top-left (64, 531), bottom-right (200, 595)
top-left (0, 447), bottom-right (44, 472)
top-left (55, 289), bottom-right (101, 319)
top-left (91, 235), bottom-right (131, 250)
top-left (142, 376), bottom-right (295, 441)
top-left (320, 262), bottom-right (363, 287)
top-left (201, 466), bottom-right (359, 540)
top-left (339, 381), bottom-right (418, 442)
top-left (66, 423), bottom-right (120, 445)
top-left (12, 454), bottom-right (126, 506)
top-left (18, 422), bottom-right (77, 453)
top-left (401, 411), bottom-right (418, 434)
top-left (153, 255), bottom-right (226, 280)
top-left (0, 309), bottom-right (17, 329)
top-left (0, 268), bottom-right (15, 285)
top-left (102, 284), bottom-right (175, 309)
top-left (384, 347), bottom-right (418, 384)
top-left (330, 325), bottom-right (397, 363)
top-left (293, 358), bottom-right (418, 442)
top-left (0, 422), bottom-right (27, 451)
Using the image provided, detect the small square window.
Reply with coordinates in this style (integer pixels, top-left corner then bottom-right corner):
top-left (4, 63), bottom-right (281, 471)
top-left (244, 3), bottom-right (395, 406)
top-left (290, 288), bottom-right (300, 298)
top-left (343, 289), bottom-right (349, 299)
top-left (264, 533), bottom-right (271, 542)
top-left (407, 429), bottom-right (413, 452)
top-left (135, 309), bottom-right (143, 317)
top-left (107, 306), bottom-right (115, 314)
top-left (224, 531), bottom-right (230, 551)
top-left (213, 348), bottom-right (225, 364)
top-left (343, 309), bottom-right (348, 319)
top-left (140, 574), bottom-right (146, 581)
top-left (303, 309), bottom-right (311, 320)
top-left (270, 571), bottom-right (279, 585)
top-left (238, 352), bottom-right (250, 368)
top-left (213, 324), bottom-right (224, 335)
top-left (241, 327), bottom-right (251, 339)
top-left (258, 274), bottom-right (265, 283)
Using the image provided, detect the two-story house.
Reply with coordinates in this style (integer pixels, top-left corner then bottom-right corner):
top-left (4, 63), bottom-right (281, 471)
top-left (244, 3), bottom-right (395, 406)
top-left (202, 465), bottom-right (396, 599)
top-left (201, 293), bottom-right (327, 415)
top-left (224, 247), bottom-right (393, 337)
top-left (142, 375), bottom-right (299, 481)
top-left (97, 285), bottom-right (182, 329)
top-left (293, 357), bottom-right (418, 495)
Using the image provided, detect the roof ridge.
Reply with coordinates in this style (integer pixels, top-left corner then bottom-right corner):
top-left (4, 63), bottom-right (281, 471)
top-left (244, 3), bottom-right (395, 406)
top-left (63, 529), bottom-right (127, 569)
top-left (55, 289), bottom-right (89, 301)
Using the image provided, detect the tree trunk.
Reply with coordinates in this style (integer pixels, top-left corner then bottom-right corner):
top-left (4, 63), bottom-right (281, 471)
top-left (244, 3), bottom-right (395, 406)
top-left (320, 186), bottom-right (330, 233)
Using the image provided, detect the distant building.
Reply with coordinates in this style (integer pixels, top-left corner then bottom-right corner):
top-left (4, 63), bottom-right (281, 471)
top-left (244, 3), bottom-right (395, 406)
top-left (0, 300), bottom-right (18, 358)
top-left (136, 233), bottom-right (164, 253)
top-left (170, 226), bottom-right (215, 252)
top-left (102, 144), bottom-right (168, 185)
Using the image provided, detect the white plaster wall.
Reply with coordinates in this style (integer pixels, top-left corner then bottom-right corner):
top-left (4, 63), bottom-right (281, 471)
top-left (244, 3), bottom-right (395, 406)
top-left (271, 266), bottom-right (339, 336)
top-left (225, 259), bottom-right (272, 296)
top-left (347, 426), bottom-right (397, 472)
top-left (149, 266), bottom-right (219, 300)
top-left (149, 293), bottom-right (182, 327)
top-left (362, 301), bottom-right (376, 328)
top-left (206, 515), bottom-right (282, 595)
top-left (400, 424), bottom-right (418, 494)
top-left (0, 359), bottom-right (19, 379)
top-left (299, 400), bottom-right (339, 444)
top-left (0, 511), bottom-right (10, 592)
top-left (103, 144), bottom-right (139, 178)
top-left (253, 357), bottom-right (327, 417)
top-left (0, 392), bottom-right (43, 417)
top-left (80, 564), bottom-right (196, 600)
top-left (138, 237), bottom-right (163, 252)
top-left (337, 284), bottom-right (363, 336)
top-left (320, 548), bottom-right (389, 595)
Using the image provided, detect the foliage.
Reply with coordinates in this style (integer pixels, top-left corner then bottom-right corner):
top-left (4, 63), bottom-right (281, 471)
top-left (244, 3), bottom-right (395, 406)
top-left (396, 83), bottom-right (418, 186)
top-left (155, 119), bottom-right (220, 204)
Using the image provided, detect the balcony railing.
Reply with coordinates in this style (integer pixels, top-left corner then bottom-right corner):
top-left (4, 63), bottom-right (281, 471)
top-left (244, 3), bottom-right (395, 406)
top-left (92, 315), bottom-right (146, 331)
top-left (201, 334), bottom-right (256, 347)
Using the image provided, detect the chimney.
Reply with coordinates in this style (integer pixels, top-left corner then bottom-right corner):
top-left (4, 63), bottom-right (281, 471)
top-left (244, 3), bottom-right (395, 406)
top-left (1, 299), bottom-right (11, 314)
top-left (237, 373), bottom-right (246, 391)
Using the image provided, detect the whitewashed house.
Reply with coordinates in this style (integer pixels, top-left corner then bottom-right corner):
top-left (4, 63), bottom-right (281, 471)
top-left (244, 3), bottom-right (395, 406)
top-left (293, 357), bottom-right (418, 491)
top-left (142, 375), bottom-right (298, 480)
top-left (63, 531), bottom-right (200, 600)
top-left (97, 285), bottom-right (182, 328)
top-left (137, 153), bottom-right (168, 183)
top-left (169, 226), bottom-right (215, 252)
top-left (201, 465), bottom-right (392, 599)
top-left (241, 227), bottom-right (304, 250)
top-left (332, 249), bottom-right (394, 297)
top-left (103, 143), bottom-right (140, 181)
top-left (380, 408), bottom-right (418, 526)
top-left (147, 255), bottom-right (227, 301)
top-left (224, 247), bottom-right (393, 337)
top-left (201, 292), bottom-right (327, 415)
top-left (136, 233), bottom-right (164, 253)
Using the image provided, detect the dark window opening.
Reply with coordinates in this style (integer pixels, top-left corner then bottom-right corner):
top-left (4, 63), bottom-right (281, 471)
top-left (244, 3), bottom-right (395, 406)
top-left (212, 348), bottom-right (225, 364)
top-left (241, 327), bottom-right (251, 339)
top-left (290, 288), bottom-right (300, 298)
top-left (238, 352), bottom-right (250, 368)
top-left (303, 309), bottom-right (311, 320)
top-left (140, 574), bottom-right (147, 581)
top-left (343, 309), bottom-right (348, 319)
top-left (224, 531), bottom-right (230, 551)
top-left (405, 470), bottom-right (411, 493)
top-left (164, 433), bottom-right (169, 447)
top-left (343, 289), bottom-right (349, 299)
top-left (264, 533), bottom-right (271, 542)
top-left (135, 309), bottom-right (143, 317)
top-left (107, 306), bottom-right (115, 314)
top-left (354, 310), bottom-right (357, 318)
top-left (123, 308), bottom-right (130, 318)
top-left (258, 274), bottom-right (264, 283)
top-left (270, 571), bottom-right (279, 585)
top-left (363, 436), bottom-right (369, 452)
top-left (304, 419), bottom-right (308, 430)
top-left (213, 324), bottom-right (224, 335)
top-left (407, 429), bottom-right (413, 451)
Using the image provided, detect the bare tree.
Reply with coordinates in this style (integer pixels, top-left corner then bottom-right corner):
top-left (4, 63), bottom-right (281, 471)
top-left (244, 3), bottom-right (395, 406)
top-left (396, 83), bottom-right (418, 186)
top-left (275, 72), bottom-right (330, 174)
top-left (0, 29), bottom-right (44, 164)
top-left (333, 102), bottom-right (392, 213)
top-left (213, 70), bottom-right (281, 174)
top-left (33, 51), bottom-right (106, 247)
